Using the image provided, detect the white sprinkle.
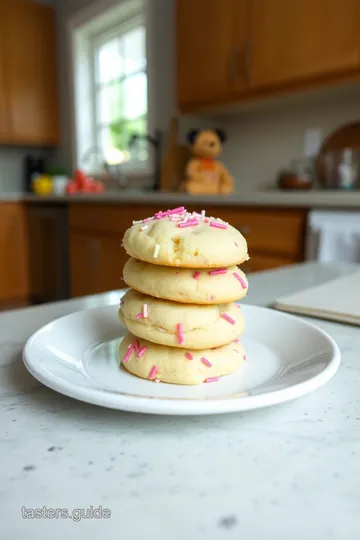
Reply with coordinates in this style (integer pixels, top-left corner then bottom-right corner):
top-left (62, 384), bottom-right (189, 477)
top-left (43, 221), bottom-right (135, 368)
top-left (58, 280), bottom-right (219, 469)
top-left (153, 244), bottom-right (160, 258)
top-left (201, 209), bottom-right (205, 217)
top-left (143, 304), bottom-right (148, 318)
top-left (154, 379), bottom-right (160, 383)
top-left (141, 225), bottom-right (148, 231)
top-left (132, 219), bottom-right (143, 225)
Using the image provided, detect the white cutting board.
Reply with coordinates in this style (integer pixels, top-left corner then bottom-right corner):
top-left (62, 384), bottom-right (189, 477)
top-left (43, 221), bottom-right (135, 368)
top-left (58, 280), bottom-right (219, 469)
top-left (273, 270), bottom-right (360, 325)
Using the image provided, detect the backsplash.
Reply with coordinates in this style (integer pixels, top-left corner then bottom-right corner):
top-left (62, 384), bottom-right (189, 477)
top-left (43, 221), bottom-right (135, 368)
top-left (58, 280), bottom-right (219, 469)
top-left (0, 147), bottom-right (55, 193)
top-left (220, 83), bottom-right (360, 193)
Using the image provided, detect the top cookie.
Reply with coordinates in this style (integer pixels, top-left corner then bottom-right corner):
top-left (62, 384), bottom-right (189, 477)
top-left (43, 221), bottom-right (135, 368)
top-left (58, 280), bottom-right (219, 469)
top-left (122, 206), bottom-right (249, 268)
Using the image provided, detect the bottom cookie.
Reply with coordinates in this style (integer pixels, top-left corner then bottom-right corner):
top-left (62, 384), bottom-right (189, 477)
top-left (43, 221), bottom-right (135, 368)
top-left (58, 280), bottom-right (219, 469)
top-left (119, 332), bottom-right (245, 385)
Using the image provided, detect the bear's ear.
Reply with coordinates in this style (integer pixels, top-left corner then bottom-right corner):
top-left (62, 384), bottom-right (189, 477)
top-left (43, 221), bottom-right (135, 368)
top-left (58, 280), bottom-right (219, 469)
top-left (186, 129), bottom-right (199, 145)
top-left (215, 128), bottom-right (227, 143)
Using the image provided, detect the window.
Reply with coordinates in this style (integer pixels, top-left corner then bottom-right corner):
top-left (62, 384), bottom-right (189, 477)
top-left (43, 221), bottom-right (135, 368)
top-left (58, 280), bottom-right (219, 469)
top-left (71, 0), bottom-right (150, 173)
top-left (92, 19), bottom-right (148, 166)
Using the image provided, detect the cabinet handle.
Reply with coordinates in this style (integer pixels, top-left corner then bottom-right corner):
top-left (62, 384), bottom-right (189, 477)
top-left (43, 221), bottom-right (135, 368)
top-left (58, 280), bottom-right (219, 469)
top-left (243, 40), bottom-right (252, 83)
top-left (238, 225), bottom-right (250, 236)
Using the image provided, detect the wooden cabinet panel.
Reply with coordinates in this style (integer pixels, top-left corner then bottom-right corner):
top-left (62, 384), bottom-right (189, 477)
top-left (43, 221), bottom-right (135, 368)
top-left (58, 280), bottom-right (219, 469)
top-left (27, 205), bottom-right (69, 303)
top-left (3, 1), bottom-right (59, 145)
top-left (176, 0), bottom-right (248, 106)
top-left (69, 231), bottom-right (127, 298)
top-left (190, 206), bottom-right (306, 258)
top-left (0, 3), bottom-right (9, 139)
top-left (0, 203), bottom-right (29, 303)
top-left (247, 0), bottom-right (360, 89)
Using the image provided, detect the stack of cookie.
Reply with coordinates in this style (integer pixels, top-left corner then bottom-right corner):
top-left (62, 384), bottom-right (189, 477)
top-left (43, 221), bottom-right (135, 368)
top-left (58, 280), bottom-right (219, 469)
top-left (118, 207), bottom-right (249, 385)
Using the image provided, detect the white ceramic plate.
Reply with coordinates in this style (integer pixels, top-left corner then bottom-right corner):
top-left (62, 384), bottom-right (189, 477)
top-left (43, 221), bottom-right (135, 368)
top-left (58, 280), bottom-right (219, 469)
top-left (22, 303), bottom-right (340, 415)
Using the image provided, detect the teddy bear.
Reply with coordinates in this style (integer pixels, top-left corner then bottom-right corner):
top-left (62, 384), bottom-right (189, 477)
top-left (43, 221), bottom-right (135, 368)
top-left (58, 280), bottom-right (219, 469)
top-left (184, 128), bottom-right (234, 195)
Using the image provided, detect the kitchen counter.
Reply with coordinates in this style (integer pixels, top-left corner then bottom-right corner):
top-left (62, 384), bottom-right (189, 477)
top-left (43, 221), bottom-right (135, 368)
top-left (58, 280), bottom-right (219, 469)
top-left (1, 262), bottom-right (360, 540)
top-left (2, 189), bottom-right (360, 208)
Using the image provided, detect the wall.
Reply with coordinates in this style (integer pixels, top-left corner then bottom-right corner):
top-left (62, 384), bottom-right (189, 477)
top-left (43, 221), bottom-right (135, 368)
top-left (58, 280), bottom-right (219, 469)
top-left (220, 83), bottom-right (360, 193)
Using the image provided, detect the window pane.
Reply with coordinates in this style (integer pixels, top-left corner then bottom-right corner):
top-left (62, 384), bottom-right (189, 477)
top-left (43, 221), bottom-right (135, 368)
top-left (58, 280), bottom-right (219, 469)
top-left (98, 126), bottom-right (130, 163)
top-left (123, 26), bottom-right (146, 75)
top-left (97, 83), bottom-right (124, 124)
top-left (96, 38), bottom-right (123, 84)
top-left (124, 73), bottom-right (147, 120)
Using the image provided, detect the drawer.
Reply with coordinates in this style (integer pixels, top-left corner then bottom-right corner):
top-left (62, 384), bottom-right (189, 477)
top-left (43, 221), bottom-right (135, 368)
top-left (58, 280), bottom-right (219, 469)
top-left (200, 206), bottom-right (307, 258)
top-left (241, 253), bottom-right (296, 274)
top-left (69, 204), bottom-right (161, 234)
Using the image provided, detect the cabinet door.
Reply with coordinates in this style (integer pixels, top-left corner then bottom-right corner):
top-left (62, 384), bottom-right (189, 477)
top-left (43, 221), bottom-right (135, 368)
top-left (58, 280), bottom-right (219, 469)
top-left (176, 0), bottom-right (241, 107)
top-left (250, 0), bottom-right (360, 89)
top-left (0, 204), bottom-right (29, 303)
top-left (4, 1), bottom-right (59, 145)
top-left (27, 206), bottom-right (69, 303)
top-left (70, 232), bottom-right (127, 298)
top-left (0, 3), bottom-right (9, 139)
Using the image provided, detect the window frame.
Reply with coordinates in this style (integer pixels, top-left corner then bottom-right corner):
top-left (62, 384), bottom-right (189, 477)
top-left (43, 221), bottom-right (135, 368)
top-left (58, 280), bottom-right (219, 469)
top-left (68, 0), bottom-right (153, 178)
top-left (89, 13), bottom-right (148, 171)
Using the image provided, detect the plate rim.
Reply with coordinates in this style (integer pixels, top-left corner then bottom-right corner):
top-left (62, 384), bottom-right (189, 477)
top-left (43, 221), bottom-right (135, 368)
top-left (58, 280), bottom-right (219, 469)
top-left (22, 304), bottom-right (341, 416)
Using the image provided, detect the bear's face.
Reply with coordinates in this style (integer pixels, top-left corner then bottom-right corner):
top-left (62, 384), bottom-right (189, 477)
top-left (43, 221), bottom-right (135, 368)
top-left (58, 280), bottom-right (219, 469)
top-left (190, 129), bottom-right (224, 159)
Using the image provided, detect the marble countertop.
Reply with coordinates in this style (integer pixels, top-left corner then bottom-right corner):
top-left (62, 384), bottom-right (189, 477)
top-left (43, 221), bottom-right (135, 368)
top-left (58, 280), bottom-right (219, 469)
top-left (2, 189), bottom-right (360, 208)
top-left (1, 262), bottom-right (360, 539)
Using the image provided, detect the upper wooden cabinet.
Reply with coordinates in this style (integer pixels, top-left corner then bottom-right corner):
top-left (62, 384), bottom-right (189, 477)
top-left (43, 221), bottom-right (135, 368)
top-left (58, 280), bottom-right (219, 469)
top-left (176, 0), bottom-right (360, 111)
top-left (251, 0), bottom-right (360, 89)
top-left (0, 0), bottom-right (59, 145)
top-left (176, 0), bottom-right (250, 104)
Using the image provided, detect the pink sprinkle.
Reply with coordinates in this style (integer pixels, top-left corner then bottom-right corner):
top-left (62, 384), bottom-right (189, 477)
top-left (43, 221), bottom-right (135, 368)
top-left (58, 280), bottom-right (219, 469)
top-left (134, 339), bottom-right (140, 354)
top-left (176, 323), bottom-right (184, 345)
top-left (143, 304), bottom-right (148, 318)
top-left (236, 304), bottom-right (241, 309)
top-left (154, 211), bottom-right (164, 219)
top-left (221, 312), bottom-right (236, 325)
top-left (209, 295), bottom-right (216, 301)
top-left (234, 242), bottom-right (238, 247)
top-left (210, 221), bottom-right (227, 230)
top-left (234, 339), bottom-right (240, 343)
top-left (205, 376), bottom-right (219, 383)
top-left (168, 206), bottom-right (185, 215)
top-left (208, 268), bottom-right (227, 276)
top-left (233, 272), bottom-right (247, 289)
top-left (138, 346), bottom-right (147, 358)
top-left (185, 352), bottom-right (193, 360)
top-left (144, 218), bottom-right (151, 223)
top-left (123, 344), bottom-right (134, 363)
top-left (193, 271), bottom-right (200, 280)
top-left (136, 312), bottom-right (144, 319)
top-left (178, 219), bottom-right (199, 228)
top-left (243, 354), bottom-right (247, 361)
top-left (201, 357), bottom-right (212, 367)
top-left (204, 219), bottom-right (209, 223)
top-left (148, 365), bottom-right (158, 379)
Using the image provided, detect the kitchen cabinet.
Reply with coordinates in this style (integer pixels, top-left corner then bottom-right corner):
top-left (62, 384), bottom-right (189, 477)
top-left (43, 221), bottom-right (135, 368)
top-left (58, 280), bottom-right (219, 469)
top-left (176, 0), bottom-right (360, 111)
top-left (176, 0), bottom-right (249, 105)
top-left (0, 203), bottom-right (29, 308)
top-left (69, 232), bottom-right (126, 298)
top-left (68, 203), bottom-right (306, 298)
top-left (250, 0), bottom-right (360, 89)
top-left (27, 205), bottom-right (69, 304)
top-left (0, 0), bottom-right (59, 145)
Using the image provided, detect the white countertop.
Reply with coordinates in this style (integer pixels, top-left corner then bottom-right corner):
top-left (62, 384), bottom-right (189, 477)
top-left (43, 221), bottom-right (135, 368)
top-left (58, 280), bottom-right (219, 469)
top-left (1, 262), bottom-right (360, 539)
top-left (2, 189), bottom-right (360, 208)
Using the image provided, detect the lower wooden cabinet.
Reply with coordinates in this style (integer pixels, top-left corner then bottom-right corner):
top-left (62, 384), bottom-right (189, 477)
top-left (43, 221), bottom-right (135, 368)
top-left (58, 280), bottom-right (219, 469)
top-left (0, 203), bottom-right (29, 308)
top-left (68, 203), bottom-right (307, 298)
top-left (69, 231), bottom-right (127, 298)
